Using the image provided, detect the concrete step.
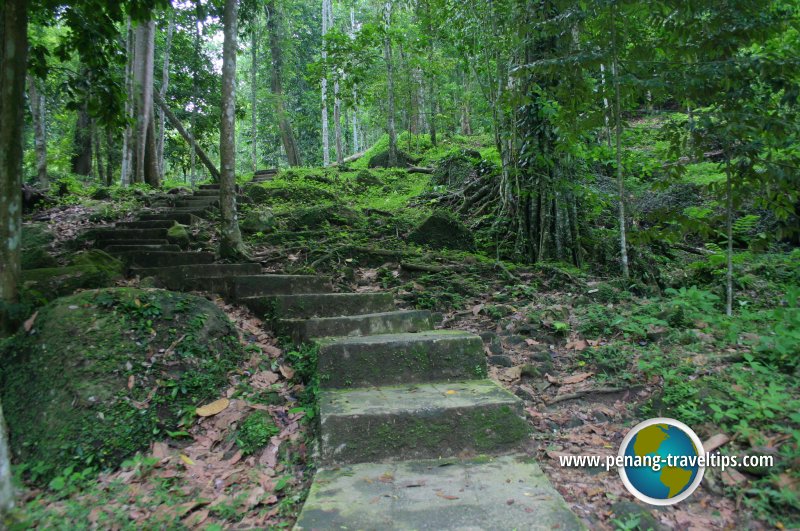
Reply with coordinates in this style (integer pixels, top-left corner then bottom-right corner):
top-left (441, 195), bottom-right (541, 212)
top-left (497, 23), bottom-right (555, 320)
top-left (279, 309), bottom-right (432, 343)
top-left (130, 263), bottom-right (262, 290)
top-left (295, 455), bottom-right (583, 531)
top-left (240, 292), bottom-right (394, 320)
top-left (198, 184), bottom-right (220, 190)
top-left (174, 198), bottom-right (219, 208)
top-left (228, 275), bottom-right (333, 299)
top-left (98, 239), bottom-right (171, 248)
top-left (255, 168), bottom-right (279, 176)
top-left (114, 251), bottom-right (215, 268)
top-left (116, 220), bottom-right (176, 229)
top-left (89, 228), bottom-right (168, 241)
top-left (317, 331), bottom-right (485, 389)
top-left (105, 244), bottom-right (182, 253)
top-left (319, 380), bottom-right (528, 464)
top-left (138, 213), bottom-right (203, 225)
top-left (191, 190), bottom-right (221, 197)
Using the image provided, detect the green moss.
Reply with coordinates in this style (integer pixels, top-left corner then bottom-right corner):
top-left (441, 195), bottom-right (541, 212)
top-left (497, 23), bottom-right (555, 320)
top-left (409, 210), bottom-right (474, 251)
top-left (0, 288), bottom-right (246, 484)
top-left (236, 412), bottom-right (280, 456)
top-left (166, 223), bottom-right (190, 248)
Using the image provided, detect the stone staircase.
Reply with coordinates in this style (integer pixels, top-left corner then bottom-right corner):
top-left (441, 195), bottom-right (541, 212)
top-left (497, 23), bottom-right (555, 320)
top-left (84, 181), bottom-right (582, 530)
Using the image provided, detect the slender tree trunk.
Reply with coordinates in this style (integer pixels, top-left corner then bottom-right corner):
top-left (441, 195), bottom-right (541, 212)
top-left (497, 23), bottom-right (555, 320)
top-left (0, 0), bottom-right (20, 482)
top-left (105, 126), bottom-right (114, 186)
top-left (219, 0), bottom-right (244, 258)
top-left (725, 158), bottom-right (734, 316)
top-left (332, 0), bottom-right (343, 164)
top-left (92, 118), bottom-right (102, 182)
top-left (321, 0), bottom-right (331, 166)
top-left (121, 17), bottom-right (134, 185)
top-left (157, 10), bottom-right (175, 179)
top-left (250, 18), bottom-right (258, 171)
top-left (384, 0), bottom-right (397, 166)
top-left (132, 20), bottom-right (157, 186)
top-left (71, 102), bottom-right (92, 176)
top-left (266, 0), bottom-right (301, 166)
top-left (611, 6), bottom-right (629, 280)
top-left (190, 11), bottom-right (200, 184)
top-left (27, 75), bottom-right (47, 186)
top-left (600, 63), bottom-right (612, 148)
top-left (154, 91), bottom-right (220, 181)
top-left (350, 5), bottom-right (359, 154)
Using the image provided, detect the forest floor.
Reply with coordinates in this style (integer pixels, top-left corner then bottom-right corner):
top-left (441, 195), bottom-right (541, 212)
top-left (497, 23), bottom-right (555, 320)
top-left (9, 128), bottom-right (800, 530)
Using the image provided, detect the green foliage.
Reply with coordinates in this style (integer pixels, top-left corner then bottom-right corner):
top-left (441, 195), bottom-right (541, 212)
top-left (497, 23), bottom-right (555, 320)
top-left (236, 412), bottom-right (279, 456)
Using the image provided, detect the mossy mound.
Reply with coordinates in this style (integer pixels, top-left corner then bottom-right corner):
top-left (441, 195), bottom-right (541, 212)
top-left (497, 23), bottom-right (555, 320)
top-left (287, 205), bottom-right (362, 230)
top-left (433, 151), bottom-right (480, 187)
top-left (21, 250), bottom-right (124, 305)
top-left (368, 149), bottom-right (415, 169)
top-left (166, 223), bottom-right (190, 249)
top-left (0, 288), bottom-right (245, 483)
top-left (245, 182), bottom-right (335, 205)
top-left (408, 210), bottom-right (475, 251)
top-left (22, 224), bottom-right (57, 269)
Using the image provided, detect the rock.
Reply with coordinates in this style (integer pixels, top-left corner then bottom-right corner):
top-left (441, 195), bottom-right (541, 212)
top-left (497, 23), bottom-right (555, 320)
top-left (514, 385), bottom-right (536, 402)
top-left (408, 210), bottom-right (474, 251)
top-left (610, 501), bottom-right (664, 531)
top-left (0, 288), bottom-right (246, 483)
top-left (488, 355), bottom-right (513, 367)
top-left (166, 223), bottom-right (190, 249)
top-left (481, 333), bottom-right (503, 355)
top-left (367, 149), bottom-right (415, 169)
top-left (563, 418), bottom-right (583, 429)
top-left (520, 364), bottom-right (541, 378)
top-left (20, 250), bottom-right (124, 304)
top-left (288, 205), bottom-right (361, 230)
top-left (240, 208), bottom-right (275, 234)
top-left (91, 188), bottom-right (111, 200)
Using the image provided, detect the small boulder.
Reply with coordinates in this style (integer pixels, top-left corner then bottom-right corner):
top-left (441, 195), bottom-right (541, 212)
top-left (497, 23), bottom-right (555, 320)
top-left (408, 210), bottom-right (474, 251)
top-left (167, 223), bottom-right (190, 249)
top-left (21, 250), bottom-right (124, 304)
top-left (488, 355), bottom-right (513, 367)
top-left (91, 188), bottom-right (111, 200)
top-left (368, 149), bottom-right (414, 169)
top-left (240, 208), bottom-right (275, 234)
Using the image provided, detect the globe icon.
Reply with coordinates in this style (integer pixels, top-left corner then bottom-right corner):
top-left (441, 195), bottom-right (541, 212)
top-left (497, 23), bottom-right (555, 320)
top-left (619, 418), bottom-right (705, 505)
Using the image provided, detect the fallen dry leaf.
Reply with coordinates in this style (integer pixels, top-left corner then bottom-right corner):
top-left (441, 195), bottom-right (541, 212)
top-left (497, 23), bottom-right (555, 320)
top-left (565, 339), bottom-right (588, 351)
top-left (279, 364), bottom-right (295, 380)
top-left (196, 398), bottom-right (230, 417)
top-left (152, 442), bottom-right (170, 459)
top-left (179, 454), bottom-right (195, 466)
top-left (23, 311), bottom-right (38, 332)
top-left (721, 468), bottom-right (748, 486)
top-left (435, 491), bottom-right (459, 500)
top-left (702, 433), bottom-right (731, 453)
top-left (127, 375), bottom-right (135, 390)
top-left (251, 371), bottom-right (279, 389)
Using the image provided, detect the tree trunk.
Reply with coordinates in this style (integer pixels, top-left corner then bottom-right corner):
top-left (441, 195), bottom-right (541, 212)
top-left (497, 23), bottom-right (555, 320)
top-left (611, 6), bottom-right (629, 280)
top-left (121, 17), bottom-right (134, 185)
top-left (105, 126), bottom-right (114, 186)
top-left (600, 64), bottom-right (612, 148)
top-left (266, 0), bottom-right (301, 166)
top-left (157, 10), bottom-right (175, 178)
top-left (190, 10), bottom-right (201, 184)
top-left (27, 75), bottom-right (48, 186)
top-left (350, 6), bottom-right (360, 154)
top-left (383, 0), bottom-right (397, 167)
top-left (71, 102), bottom-right (92, 176)
top-left (154, 91), bottom-right (220, 181)
top-left (219, 0), bottom-right (244, 258)
top-left (321, 0), bottom-right (331, 166)
top-left (334, 79), bottom-right (343, 164)
top-left (250, 17), bottom-right (258, 171)
top-left (132, 19), bottom-right (157, 186)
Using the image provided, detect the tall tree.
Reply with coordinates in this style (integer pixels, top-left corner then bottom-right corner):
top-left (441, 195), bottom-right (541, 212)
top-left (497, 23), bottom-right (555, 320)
top-left (383, 0), bottom-right (397, 166)
top-left (131, 19), bottom-right (159, 187)
top-left (321, 0), bottom-right (332, 166)
top-left (266, 0), bottom-right (302, 166)
top-left (71, 101), bottom-right (93, 176)
top-left (27, 74), bottom-right (48, 186)
top-left (219, 0), bottom-right (245, 258)
top-left (250, 11), bottom-right (259, 171)
top-left (157, 9), bottom-right (176, 178)
top-left (610, 3), bottom-right (629, 280)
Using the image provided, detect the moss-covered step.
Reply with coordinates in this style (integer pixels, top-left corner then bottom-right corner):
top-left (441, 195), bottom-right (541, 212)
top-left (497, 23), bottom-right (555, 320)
top-left (319, 380), bottom-right (528, 464)
top-left (88, 228), bottom-right (169, 241)
top-left (105, 244), bottom-right (182, 253)
top-left (113, 251), bottom-right (215, 268)
top-left (130, 263), bottom-right (262, 291)
top-left (138, 212), bottom-right (203, 225)
top-left (174, 197), bottom-right (219, 208)
top-left (295, 455), bottom-right (584, 531)
top-left (241, 292), bottom-right (394, 320)
top-left (198, 183), bottom-right (220, 190)
top-left (229, 275), bottom-right (333, 299)
top-left (192, 190), bottom-right (221, 197)
top-left (316, 331), bottom-right (485, 389)
top-left (280, 310), bottom-right (433, 343)
top-left (98, 239), bottom-right (171, 248)
top-left (116, 220), bottom-right (176, 229)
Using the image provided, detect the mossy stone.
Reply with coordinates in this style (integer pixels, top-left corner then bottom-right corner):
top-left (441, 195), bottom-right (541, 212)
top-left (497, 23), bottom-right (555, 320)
top-left (0, 288), bottom-right (246, 483)
top-left (240, 208), bottom-right (275, 234)
top-left (408, 210), bottom-right (474, 251)
top-left (21, 252), bottom-right (124, 305)
top-left (288, 205), bottom-right (361, 230)
top-left (166, 223), bottom-right (190, 249)
top-left (367, 149), bottom-right (414, 169)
